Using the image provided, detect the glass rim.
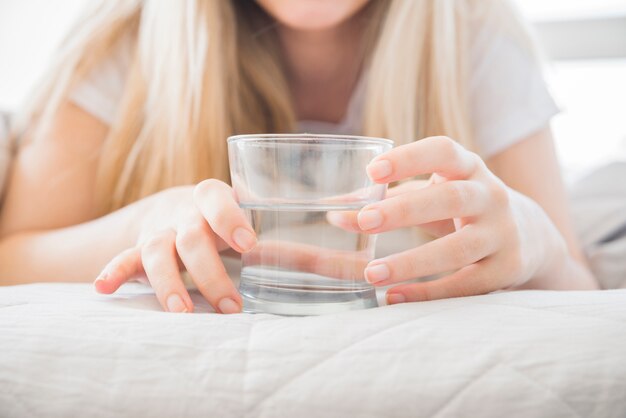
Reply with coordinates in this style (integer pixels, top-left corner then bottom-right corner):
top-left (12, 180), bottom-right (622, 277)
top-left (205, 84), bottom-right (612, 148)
top-left (227, 133), bottom-right (394, 146)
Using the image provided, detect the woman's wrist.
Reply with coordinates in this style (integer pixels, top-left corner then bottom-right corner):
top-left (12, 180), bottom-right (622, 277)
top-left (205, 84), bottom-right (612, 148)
top-left (515, 196), bottom-right (598, 290)
top-left (0, 194), bottom-right (151, 285)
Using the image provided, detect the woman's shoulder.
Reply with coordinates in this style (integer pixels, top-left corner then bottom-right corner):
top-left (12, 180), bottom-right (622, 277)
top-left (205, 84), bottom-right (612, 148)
top-left (462, 0), bottom-right (560, 158)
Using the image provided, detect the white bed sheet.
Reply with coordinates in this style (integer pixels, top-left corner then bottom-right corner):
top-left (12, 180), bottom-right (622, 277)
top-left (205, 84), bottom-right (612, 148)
top-left (1, 283), bottom-right (625, 418)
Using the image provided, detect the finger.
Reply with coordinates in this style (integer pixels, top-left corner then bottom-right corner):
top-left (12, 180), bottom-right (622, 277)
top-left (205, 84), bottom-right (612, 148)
top-left (418, 220), bottom-right (456, 238)
top-left (327, 180), bottom-right (455, 236)
top-left (322, 185), bottom-right (386, 206)
top-left (315, 250), bottom-right (369, 280)
top-left (94, 247), bottom-right (144, 294)
top-left (245, 240), bottom-right (369, 280)
top-left (363, 225), bottom-right (496, 285)
top-left (141, 229), bottom-right (194, 313)
top-left (175, 221), bottom-right (242, 314)
top-left (326, 180), bottom-right (430, 232)
top-left (328, 209), bottom-right (455, 237)
top-left (366, 136), bottom-right (481, 183)
top-left (385, 180), bottom-right (430, 198)
top-left (194, 179), bottom-right (257, 253)
top-left (326, 210), bottom-right (361, 233)
top-left (357, 180), bottom-right (488, 233)
top-left (385, 259), bottom-right (498, 304)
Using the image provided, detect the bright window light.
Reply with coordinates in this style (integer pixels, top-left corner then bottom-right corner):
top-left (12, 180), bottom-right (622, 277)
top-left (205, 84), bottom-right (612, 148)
top-left (517, 0), bottom-right (626, 21)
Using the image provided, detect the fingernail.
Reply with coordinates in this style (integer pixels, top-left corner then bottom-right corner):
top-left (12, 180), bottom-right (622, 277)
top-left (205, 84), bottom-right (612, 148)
top-left (367, 159), bottom-right (392, 181)
top-left (326, 211), bottom-right (346, 225)
top-left (233, 227), bottom-right (257, 252)
top-left (94, 272), bottom-right (108, 284)
top-left (218, 297), bottom-right (241, 314)
top-left (358, 209), bottom-right (383, 230)
top-left (166, 294), bottom-right (188, 313)
top-left (365, 263), bottom-right (390, 284)
top-left (387, 293), bottom-right (406, 305)
top-left (93, 273), bottom-right (108, 292)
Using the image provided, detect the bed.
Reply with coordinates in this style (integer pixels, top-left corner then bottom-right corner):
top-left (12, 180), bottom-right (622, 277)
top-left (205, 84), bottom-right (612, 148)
top-left (1, 282), bottom-right (625, 418)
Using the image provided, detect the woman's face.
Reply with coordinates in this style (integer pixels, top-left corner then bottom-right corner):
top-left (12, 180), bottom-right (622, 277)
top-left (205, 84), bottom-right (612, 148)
top-left (255, 0), bottom-right (370, 31)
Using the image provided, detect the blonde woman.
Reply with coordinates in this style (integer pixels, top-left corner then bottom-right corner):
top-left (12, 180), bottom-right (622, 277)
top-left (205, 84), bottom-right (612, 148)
top-left (0, 0), bottom-right (597, 314)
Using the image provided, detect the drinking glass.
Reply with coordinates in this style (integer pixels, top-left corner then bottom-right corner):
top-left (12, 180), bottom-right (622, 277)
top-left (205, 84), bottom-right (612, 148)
top-left (228, 134), bottom-right (393, 315)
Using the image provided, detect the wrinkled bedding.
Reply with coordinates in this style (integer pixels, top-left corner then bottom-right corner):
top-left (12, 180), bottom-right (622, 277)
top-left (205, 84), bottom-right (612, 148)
top-left (1, 283), bottom-right (625, 418)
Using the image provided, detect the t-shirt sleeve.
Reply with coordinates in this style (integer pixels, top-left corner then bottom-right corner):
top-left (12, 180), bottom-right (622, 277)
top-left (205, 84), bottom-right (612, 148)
top-left (68, 40), bottom-right (132, 125)
top-left (468, 27), bottom-right (559, 158)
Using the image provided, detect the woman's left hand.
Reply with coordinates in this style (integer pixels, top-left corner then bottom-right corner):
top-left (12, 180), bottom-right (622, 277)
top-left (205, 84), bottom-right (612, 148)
top-left (343, 136), bottom-right (568, 305)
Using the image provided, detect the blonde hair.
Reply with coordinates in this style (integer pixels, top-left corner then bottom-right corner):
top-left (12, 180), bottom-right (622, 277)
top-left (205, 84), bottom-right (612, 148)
top-left (17, 0), bottom-right (535, 213)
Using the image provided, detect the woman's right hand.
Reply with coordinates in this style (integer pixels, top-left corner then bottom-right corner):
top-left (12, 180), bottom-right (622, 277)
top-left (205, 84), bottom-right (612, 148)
top-left (93, 179), bottom-right (256, 314)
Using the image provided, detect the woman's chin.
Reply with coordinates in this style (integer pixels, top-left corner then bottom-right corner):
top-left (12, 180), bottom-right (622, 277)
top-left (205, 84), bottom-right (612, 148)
top-left (255, 0), bottom-right (370, 32)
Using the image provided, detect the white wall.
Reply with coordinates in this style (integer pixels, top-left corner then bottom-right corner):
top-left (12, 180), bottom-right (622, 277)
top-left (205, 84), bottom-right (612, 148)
top-left (549, 60), bottom-right (626, 181)
top-left (0, 0), bottom-right (84, 111)
top-left (518, 0), bottom-right (626, 21)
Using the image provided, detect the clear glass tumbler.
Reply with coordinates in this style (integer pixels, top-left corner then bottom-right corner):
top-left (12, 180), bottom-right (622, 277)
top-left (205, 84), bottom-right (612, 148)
top-left (228, 134), bottom-right (393, 315)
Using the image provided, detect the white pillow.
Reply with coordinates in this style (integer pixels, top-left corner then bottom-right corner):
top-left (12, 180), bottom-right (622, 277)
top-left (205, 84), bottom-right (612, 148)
top-left (570, 162), bottom-right (626, 289)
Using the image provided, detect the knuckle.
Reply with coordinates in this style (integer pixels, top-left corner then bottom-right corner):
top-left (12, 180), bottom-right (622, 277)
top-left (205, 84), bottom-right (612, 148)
top-left (196, 178), bottom-right (220, 192)
top-left (475, 153), bottom-right (487, 170)
top-left (194, 271), bottom-right (231, 297)
top-left (108, 249), bottom-right (130, 267)
top-left (467, 151), bottom-right (483, 170)
top-left (108, 248), bottom-right (138, 276)
top-left (194, 178), bottom-right (224, 201)
top-left (209, 210), bottom-right (232, 230)
top-left (193, 275), bottom-right (218, 293)
top-left (147, 274), bottom-right (176, 295)
top-left (103, 260), bottom-right (122, 279)
top-left (489, 183), bottom-right (510, 207)
top-left (175, 223), bottom-right (208, 252)
top-left (445, 182), bottom-right (468, 213)
top-left (437, 136), bottom-right (459, 159)
top-left (141, 232), bottom-right (173, 256)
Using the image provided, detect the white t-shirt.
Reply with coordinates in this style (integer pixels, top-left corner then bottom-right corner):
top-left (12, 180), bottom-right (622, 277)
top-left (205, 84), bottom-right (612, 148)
top-left (70, 25), bottom-right (559, 160)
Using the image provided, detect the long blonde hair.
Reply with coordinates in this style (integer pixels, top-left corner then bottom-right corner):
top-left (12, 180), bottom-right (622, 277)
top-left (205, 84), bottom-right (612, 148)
top-left (17, 0), bottom-right (535, 213)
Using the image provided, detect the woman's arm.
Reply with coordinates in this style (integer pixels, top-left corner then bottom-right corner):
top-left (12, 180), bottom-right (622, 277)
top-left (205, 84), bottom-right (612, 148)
top-left (486, 127), bottom-right (598, 290)
top-left (0, 202), bottom-right (141, 284)
top-left (0, 102), bottom-right (107, 236)
top-left (0, 103), bottom-right (252, 314)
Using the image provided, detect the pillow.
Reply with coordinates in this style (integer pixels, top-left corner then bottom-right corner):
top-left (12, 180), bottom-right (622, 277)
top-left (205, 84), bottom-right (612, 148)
top-left (570, 162), bottom-right (626, 289)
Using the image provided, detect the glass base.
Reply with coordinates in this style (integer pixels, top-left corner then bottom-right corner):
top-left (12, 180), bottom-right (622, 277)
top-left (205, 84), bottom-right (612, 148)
top-left (239, 269), bottom-right (379, 316)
